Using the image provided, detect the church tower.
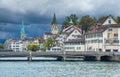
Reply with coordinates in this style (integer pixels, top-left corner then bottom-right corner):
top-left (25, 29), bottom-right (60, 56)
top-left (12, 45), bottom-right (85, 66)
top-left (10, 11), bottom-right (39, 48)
top-left (20, 20), bottom-right (26, 40)
top-left (51, 13), bottom-right (58, 34)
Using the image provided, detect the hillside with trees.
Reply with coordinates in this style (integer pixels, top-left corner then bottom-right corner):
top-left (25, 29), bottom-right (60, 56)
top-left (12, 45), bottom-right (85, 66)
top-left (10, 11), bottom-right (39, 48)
top-left (62, 14), bottom-right (120, 33)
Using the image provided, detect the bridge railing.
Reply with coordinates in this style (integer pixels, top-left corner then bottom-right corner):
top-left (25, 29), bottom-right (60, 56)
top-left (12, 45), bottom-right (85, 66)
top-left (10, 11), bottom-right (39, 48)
top-left (0, 51), bottom-right (115, 58)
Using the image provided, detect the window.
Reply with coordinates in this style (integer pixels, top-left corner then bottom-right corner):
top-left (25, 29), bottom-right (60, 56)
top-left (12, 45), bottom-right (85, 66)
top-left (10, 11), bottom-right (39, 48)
top-left (98, 33), bottom-right (103, 37)
top-left (88, 40), bottom-right (90, 44)
top-left (106, 40), bottom-right (110, 43)
top-left (113, 49), bottom-right (118, 52)
top-left (114, 33), bottom-right (118, 37)
top-left (93, 34), bottom-right (96, 38)
top-left (106, 49), bottom-right (111, 52)
top-left (108, 28), bottom-right (112, 32)
top-left (75, 31), bottom-right (77, 33)
top-left (108, 20), bottom-right (111, 24)
top-left (76, 47), bottom-right (81, 50)
top-left (113, 40), bottom-right (119, 43)
top-left (91, 34), bottom-right (93, 38)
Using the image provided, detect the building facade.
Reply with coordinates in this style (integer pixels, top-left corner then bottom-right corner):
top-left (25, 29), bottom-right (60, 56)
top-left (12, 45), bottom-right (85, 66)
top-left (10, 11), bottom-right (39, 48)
top-left (64, 39), bottom-right (85, 51)
top-left (85, 15), bottom-right (120, 52)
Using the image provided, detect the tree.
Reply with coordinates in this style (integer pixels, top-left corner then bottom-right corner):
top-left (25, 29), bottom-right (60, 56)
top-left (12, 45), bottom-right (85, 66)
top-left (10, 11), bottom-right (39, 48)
top-left (0, 43), bottom-right (4, 49)
top-left (42, 38), bottom-right (55, 51)
top-left (79, 15), bottom-right (96, 33)
top-left (63, 14), bottom-right (79, 25)
top-left (116, 16), bottom-right (120, 25)
top-left (27, 42), bottom-right (39, 52)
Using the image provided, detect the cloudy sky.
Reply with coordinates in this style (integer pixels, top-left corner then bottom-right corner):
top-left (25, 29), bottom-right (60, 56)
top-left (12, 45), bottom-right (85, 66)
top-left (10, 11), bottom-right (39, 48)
top-left (0, 0), bottom-right (120, 39)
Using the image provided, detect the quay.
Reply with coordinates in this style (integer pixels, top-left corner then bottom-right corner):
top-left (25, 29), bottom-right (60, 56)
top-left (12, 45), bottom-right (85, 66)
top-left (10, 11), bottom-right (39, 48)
top-left (0, 51), bottom-right (120, 61)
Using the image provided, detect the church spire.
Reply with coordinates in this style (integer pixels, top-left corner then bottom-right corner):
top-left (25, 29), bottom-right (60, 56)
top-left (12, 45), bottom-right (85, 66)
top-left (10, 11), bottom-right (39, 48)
top-left (51, 13), bottom-right (57, 25)
top-left (21, 20), bottom-right (25, 40)
top-left (51, 13), bottom-right (58, 34)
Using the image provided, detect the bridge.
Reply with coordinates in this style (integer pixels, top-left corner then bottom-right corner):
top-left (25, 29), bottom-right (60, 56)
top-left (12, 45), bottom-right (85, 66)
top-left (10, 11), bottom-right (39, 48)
top-left (0, 51), bottom-right (120, 61)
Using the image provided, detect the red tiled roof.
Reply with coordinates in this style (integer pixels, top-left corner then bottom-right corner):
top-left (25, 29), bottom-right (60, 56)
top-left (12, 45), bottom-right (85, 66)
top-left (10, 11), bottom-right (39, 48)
top-left (96, 16), bottom-right (109, 24)
top-left (86, 24), bottom-right (120, 34)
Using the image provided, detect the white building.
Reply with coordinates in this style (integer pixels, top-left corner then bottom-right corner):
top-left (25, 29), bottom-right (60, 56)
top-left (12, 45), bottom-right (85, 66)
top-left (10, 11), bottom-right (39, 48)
top-left (4, 38), bottom-right (40, 52)
top-left (11, 40), bottom-right (23, 52)
top-left (5, 39), bottom-right (23, 52)
top-left (64, 39), bottom-right (85, 51)
top-left (58, 23), bottom-right (84, 52)
top-left (56, 24), bottom-right (82, 47)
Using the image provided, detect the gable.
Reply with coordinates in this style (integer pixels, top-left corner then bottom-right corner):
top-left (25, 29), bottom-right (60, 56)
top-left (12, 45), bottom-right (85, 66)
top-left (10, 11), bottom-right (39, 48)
top-left (71, 30), bottom-right (81, 35)
top-left (66, 29), bottom-right (82, 41)
top-left (102, 16), bottom-right (117, 25)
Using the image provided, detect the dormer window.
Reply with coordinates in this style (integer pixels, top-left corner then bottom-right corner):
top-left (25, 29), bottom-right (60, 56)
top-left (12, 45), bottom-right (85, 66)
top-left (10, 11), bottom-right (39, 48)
top-left (108, 20), bottom-right (111, 24)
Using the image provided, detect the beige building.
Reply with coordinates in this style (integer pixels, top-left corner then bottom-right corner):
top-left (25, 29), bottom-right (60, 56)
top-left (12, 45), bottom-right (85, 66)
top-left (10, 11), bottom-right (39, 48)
top-left (85, 15), bottom-right (120, 52)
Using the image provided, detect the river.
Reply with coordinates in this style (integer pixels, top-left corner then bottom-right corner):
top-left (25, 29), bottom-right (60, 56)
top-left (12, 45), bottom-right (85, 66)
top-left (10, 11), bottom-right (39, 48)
top-left (0, 61), bottom-right (120, 77)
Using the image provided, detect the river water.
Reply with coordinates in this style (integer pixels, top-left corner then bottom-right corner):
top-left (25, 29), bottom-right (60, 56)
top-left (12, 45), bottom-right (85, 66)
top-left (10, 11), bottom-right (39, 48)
top-left (0, 61), bottom-right (120, 77)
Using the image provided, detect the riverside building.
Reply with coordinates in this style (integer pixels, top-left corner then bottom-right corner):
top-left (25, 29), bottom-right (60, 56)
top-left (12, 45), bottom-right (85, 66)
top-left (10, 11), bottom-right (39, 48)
top-left (85, 15), bottom-right (120, 52)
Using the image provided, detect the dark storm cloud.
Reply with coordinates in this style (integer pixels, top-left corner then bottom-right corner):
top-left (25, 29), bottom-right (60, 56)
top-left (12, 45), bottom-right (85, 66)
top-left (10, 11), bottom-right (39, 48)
top-left (0, 0), bottom-right (120, 39)
top-left (24, 11), bottom-right (51, 24)
top-left (0, 8), bottom-right (51, 24)
top-left (0, 8), bottom-right (20, 24)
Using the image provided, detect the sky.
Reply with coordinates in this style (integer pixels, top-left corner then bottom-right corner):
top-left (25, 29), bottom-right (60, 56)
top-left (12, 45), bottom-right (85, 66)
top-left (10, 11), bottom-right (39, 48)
top-left (0, 0), bottom-right (120, 39)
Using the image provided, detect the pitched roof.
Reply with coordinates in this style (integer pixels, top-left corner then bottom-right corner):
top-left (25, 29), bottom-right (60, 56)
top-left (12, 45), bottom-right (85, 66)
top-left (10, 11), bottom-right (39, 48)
top-left (63, 25), bottom-right (81, 33)
top-left (86, 24), bottom-right (120, 34)
top-left (96, 16), bottom-right (109, 24)
top-left (34, 36), bottom-right (44, 40)
top-left (44, 32), bottom-right (53, 35)
top-left (62, 25), bottom-right (69, 30)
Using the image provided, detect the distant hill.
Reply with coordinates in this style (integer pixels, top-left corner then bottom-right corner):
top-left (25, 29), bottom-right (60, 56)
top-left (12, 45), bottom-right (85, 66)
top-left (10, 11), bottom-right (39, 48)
top-left (0, 39), bottom-right (6, 44)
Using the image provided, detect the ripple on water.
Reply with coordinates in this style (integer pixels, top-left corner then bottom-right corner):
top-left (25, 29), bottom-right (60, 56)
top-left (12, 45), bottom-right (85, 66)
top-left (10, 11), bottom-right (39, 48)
top-left (0, 61), bottom-right (120, 77)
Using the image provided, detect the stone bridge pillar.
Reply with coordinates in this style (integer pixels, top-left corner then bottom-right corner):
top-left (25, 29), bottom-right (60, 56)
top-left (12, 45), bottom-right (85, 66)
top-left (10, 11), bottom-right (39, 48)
top-left (57, 51), bottom-right (66, 61)
top-left (95, 55), bottom-right (101, 61)
top-left (27, 52), bottom-right (32, 61)
top-left (112, 55), bottom-right (120, 61)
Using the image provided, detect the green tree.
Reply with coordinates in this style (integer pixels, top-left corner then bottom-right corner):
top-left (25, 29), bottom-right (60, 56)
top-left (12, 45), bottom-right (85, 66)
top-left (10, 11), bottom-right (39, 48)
top-left (27, 42), bottom-right (39, 52)
top-left (42, 38), bottom-right (55, 51)
top-left (63, 14), bottom-right (79, 25)
top-left (79, 15), bottom-right (96, 33)
top-left (116, 16), bottom-right (120, 25)
top-left (0, 43), bottom-right (4, 49)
